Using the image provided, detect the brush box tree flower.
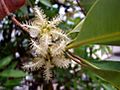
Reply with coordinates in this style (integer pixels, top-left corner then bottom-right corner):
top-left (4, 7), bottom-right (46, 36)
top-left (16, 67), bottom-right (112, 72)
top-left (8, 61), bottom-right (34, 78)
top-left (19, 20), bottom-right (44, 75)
top-left (23, 7), bottom-right (71, 80)
top-left (0, 0), bottom-right (120, 90)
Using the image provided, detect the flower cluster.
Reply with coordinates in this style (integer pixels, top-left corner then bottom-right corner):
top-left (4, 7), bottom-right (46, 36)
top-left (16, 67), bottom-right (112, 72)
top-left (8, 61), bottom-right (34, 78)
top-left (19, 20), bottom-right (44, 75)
top-left (23, 7), bottom-right (71, 80)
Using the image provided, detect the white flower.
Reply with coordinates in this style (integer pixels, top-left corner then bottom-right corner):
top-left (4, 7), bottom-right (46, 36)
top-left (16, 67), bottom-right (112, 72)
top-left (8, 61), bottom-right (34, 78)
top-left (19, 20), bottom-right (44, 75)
top-left (50, 40), bottom-right (66, 56)
top-left (23, 57), bottom-right (45, 71)
top-left (34, 6), bottom-right (47, 25)
top-left (43, 61), bottom-right (53, 81)
top-left (23, 7), bottom-right (71, 80)
top-left (40, 34), bottom-right (51, 49)
top-left (30, 39), bottom-right (47, 57)
top-left (22, 22), bottom-right (40, 38)
top-left (50, 30), bottom-right (70, 42)
top-left (29, 28), bottom-right (39, 38)
top-left (52, 55), bottom-right (70, 68)
top-left (49, 15), bottom-right (62, 27)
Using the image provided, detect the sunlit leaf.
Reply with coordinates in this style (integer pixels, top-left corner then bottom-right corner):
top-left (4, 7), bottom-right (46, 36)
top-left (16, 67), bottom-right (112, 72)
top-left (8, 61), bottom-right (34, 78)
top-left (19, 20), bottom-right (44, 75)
top-left (67, 0), bottom-right (120, 49)
top-left (80, 0), bottom-right (96, 13)
top-left (0, 56), bottom-right (13, 69)
top-left (4, 79), bottom-right (21, 87)
top-left (0, 69), bottom-right (26, 78)
top-left (81, 58), bottom-right (120, 89)
top-left (39, 0), bottom-right (52, 7)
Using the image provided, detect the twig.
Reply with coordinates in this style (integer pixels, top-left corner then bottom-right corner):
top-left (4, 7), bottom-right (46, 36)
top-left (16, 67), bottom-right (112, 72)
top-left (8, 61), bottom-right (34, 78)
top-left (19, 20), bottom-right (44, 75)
top-left (66, 52), bottom-right (81, 64)
top-left (11, 17), bottom-right (29, 33)
top-left (67, 51), bottom-right (101, 69)
top-left (1, 0), bottom-right (29, 33)
top-left (66, 51), bottom-right (86, 67)
top-left (67, 51), bottom-right (83, 62)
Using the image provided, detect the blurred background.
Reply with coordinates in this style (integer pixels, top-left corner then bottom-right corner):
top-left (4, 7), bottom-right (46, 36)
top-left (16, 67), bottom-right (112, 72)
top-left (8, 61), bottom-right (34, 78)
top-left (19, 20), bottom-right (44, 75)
top-left (0, 0), bottom-right (120, 90)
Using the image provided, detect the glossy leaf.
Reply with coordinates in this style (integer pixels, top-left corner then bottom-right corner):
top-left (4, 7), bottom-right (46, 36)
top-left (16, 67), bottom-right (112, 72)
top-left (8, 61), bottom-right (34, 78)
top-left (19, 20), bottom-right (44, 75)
top-left (80, 0), bottom-right (96, 13)
top-left (4, 79), bottom-right (21, 87)
top-left (39, 0), bottom-right (52, 7)
top-left (0, 69), bottom-right (26, 78)
top-left (68, 19), bottom-right (84, 34)
top-left (67, 0), bottom-right (120, 49)
top-left (0, 56), bottom-right (13, 69)
top-left (102, 84), bottom-right (116, 90)
top-left (81, 58), bottom-right (120, 89)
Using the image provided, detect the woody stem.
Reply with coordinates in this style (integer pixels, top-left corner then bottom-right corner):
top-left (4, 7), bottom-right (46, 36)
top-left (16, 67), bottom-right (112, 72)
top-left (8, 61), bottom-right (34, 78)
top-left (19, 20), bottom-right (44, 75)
top-left (66, 51), bottom-right (86, 67)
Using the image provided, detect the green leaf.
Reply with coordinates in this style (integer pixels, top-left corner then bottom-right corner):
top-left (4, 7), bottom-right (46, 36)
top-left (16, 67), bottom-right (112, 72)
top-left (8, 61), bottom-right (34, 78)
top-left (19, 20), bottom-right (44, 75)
top-left (4, 79), bottom-right (21, 87)
top-left (0, 69), bottom-right (26, 78)
top-left (88, 60), bottom-right (120, 71)
top-left (68, 19), bottom-right (84, 34)
top-left (80, 0), bottom-right (96, 13)
top-left (0, 56), bottom-right (13, 69)
top-left (102, 83), bottom-right (117, 90)
top-left (39, 0), bottom-right (52, 7)
top-left (81, 58), bottom-right (120, 89)
top-left (67, 0), bottom-right (120, 49)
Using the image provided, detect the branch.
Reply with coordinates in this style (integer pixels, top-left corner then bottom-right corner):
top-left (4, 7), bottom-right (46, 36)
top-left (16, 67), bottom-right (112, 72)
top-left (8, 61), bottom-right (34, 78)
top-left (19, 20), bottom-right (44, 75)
top-left (1, 0), bottom-right (29, 33)
top-left (66, 51), bottom-right (86, 67)
top-left (11, 17), bottom-right (29, 33)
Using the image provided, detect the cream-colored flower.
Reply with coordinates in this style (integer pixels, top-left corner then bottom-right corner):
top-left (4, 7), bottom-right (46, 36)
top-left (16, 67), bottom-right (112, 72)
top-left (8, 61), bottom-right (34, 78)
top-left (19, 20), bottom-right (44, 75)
top-left (49, 15), bottom-right (62, 27)
top-left (23, 57), bottom-right (45, 71)
top-left (50, 40), bottom-right (66, 56)
top-left (52, 55), bottom-right (70, 68)
top-left (23, 6), bottom-right (71, 80)
top-left (43, 61), bottom-right (53, 81)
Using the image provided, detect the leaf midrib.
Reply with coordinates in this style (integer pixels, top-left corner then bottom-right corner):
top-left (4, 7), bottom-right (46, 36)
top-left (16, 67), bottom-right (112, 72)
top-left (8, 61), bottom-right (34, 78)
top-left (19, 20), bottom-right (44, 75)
top-left (67, 32), bottom-right (120, 49)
